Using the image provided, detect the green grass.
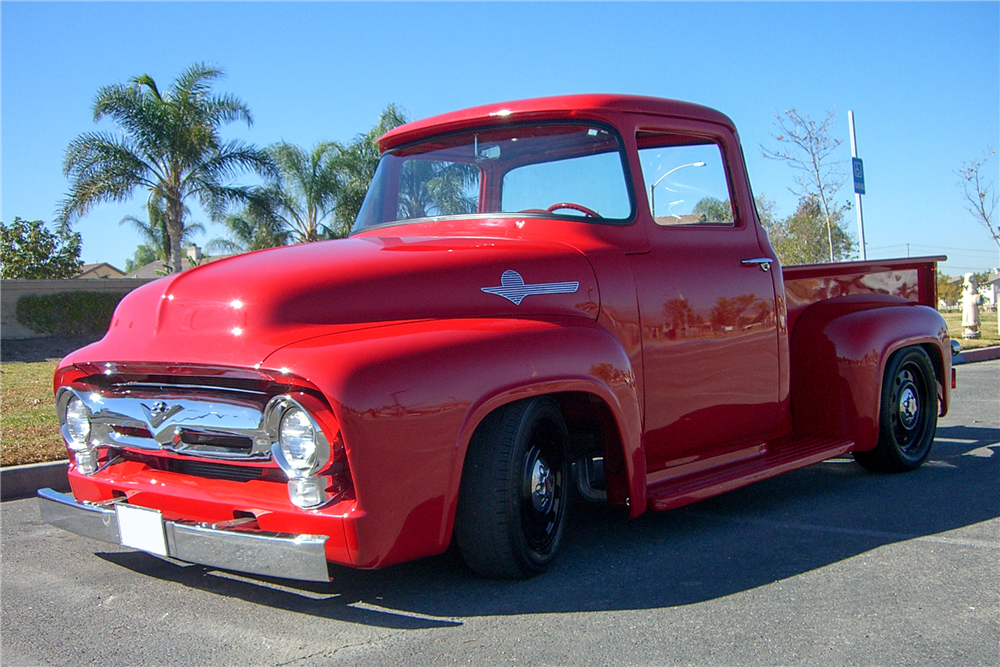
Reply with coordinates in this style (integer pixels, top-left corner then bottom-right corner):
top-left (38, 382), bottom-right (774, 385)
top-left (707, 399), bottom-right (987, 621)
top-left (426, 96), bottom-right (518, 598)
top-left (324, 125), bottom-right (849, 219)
top-left (941, 311), bottom-right (1000, 350)
top-left (0, 361), bottom-right (66, 467)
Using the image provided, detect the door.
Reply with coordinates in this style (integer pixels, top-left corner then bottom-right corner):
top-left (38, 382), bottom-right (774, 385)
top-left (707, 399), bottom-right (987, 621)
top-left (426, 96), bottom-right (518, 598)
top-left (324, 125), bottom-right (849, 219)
top-left (630, 132), bottom-right (781, 472)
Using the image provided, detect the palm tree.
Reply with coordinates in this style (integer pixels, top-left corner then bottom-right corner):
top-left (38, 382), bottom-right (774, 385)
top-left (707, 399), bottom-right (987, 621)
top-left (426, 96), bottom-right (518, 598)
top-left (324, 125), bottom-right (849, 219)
top-left (397, 160), bottom-right (478, 219)
top-left (119, 194), bottom-right (204, 267)
top-left (207, 189), bottom-right (290, 254)
top-left (267, 142), bottom-right (341, 243)
top-left (331, 104), bottom-right (409, 236)
top-left (59, 63), bottom-right (274, 273)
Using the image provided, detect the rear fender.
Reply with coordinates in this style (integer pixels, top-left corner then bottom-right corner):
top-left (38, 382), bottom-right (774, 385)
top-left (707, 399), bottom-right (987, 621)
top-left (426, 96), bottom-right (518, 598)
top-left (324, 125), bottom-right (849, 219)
top-left (789, 298), bottom-right (950, 451)
top-left (264, 317), bottom-right (643, 568)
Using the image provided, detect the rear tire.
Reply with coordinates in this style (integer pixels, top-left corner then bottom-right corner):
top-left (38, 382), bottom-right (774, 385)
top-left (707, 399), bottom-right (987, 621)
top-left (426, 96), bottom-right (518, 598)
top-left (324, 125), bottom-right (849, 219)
top-left (854, 347), bottom-right (937, 473)
top-left (455, 398), bottom-right (570, 579)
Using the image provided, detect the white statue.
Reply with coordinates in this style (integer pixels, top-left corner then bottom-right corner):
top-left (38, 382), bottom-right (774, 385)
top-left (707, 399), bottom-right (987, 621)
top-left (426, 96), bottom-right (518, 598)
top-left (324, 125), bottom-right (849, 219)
top-left (961, 273), bottom-right (982, 339)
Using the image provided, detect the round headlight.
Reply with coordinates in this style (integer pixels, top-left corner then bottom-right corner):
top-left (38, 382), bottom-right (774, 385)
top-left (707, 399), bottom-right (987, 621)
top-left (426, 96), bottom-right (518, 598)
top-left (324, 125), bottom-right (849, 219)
top-left (278, 407), bottom-right (317, 471)
top-left (64, 396), bottom-right (91, 451)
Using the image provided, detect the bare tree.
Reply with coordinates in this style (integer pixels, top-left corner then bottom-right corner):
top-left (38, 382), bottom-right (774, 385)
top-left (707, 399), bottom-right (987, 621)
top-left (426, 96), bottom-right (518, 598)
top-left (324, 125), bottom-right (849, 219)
top-left (762, 108), bottom-right (850, 262)
top-left (958, 149), bottom-right (998, 262)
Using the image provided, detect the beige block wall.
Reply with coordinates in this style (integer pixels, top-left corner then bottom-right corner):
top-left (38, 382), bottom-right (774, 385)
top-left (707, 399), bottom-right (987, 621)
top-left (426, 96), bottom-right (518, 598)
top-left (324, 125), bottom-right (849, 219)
top-left (1, 279), bottom-right (154, 340)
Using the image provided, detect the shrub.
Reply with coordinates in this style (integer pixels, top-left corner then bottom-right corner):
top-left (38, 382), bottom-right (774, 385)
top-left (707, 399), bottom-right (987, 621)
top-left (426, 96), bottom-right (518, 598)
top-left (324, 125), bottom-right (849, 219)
top-left (1, 217), bottom-right (83, 279)
top-left (16, 292), bottom-right (129, 336)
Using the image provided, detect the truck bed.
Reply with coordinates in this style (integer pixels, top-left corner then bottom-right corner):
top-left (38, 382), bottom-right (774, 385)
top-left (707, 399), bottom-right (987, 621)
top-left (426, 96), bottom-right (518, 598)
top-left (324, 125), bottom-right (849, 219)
top-left (782, 255), bottom-right (944, 332)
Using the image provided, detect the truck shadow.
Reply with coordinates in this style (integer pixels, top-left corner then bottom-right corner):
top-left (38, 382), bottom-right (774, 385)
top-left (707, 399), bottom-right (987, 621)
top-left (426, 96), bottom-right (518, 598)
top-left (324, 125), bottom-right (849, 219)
top-left (97, 424), bottom-right (999, 629)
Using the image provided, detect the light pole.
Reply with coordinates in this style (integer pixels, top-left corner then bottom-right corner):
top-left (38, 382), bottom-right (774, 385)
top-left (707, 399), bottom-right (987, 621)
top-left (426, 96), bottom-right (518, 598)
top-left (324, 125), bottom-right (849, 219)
top-left (849, 111), bottom-right (867, 260)
top-left (650, 162), bottom-right (705, 218)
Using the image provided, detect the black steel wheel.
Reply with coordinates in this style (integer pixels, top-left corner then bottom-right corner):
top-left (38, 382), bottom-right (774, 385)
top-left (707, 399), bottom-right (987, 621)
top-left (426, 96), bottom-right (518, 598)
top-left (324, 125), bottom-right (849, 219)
top-left (454, 397), bottom-right (570, 579)
top-left (855, 347), bottom-right (937, 473)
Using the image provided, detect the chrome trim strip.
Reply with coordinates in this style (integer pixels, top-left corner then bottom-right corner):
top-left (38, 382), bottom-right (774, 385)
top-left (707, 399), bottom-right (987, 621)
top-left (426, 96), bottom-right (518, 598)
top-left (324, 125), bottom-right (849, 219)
top-left (114, 382), bottom-right (268, 396)
top-left (37, 489), bottom-right (331, 583)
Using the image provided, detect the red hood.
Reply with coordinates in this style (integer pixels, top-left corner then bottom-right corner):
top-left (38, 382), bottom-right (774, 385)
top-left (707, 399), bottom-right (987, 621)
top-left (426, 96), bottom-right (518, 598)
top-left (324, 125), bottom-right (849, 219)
top-left (62, 235), bottom-right (599, 369)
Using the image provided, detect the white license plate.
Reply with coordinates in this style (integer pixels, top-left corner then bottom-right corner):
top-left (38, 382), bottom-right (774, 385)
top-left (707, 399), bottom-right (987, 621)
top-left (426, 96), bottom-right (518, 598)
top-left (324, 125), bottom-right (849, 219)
top-left (116, 504), bottom-right (168, 557)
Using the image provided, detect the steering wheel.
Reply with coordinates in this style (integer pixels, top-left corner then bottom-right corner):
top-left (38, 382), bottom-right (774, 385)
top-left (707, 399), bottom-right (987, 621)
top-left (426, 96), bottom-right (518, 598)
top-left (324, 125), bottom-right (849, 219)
top-left (546, 202), bottom-right (600, 218)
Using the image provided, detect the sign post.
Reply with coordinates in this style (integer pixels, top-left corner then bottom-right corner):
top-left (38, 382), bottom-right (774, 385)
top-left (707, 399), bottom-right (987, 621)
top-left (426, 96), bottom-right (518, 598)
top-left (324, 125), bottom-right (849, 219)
top-left (849, 110), bottom-right (867, 260)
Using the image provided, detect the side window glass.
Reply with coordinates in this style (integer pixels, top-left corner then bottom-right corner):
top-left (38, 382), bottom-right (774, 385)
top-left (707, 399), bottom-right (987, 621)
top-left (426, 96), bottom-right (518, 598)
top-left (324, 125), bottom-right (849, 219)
top-left (638, 141), bottom-right (734, 226)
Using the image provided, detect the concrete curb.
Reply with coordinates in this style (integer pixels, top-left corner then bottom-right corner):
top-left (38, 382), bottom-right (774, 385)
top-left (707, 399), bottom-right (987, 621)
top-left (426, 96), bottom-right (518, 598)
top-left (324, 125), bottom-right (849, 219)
top-left (1, 460), bottom-right (69, 501)
top-left (953, 345), bottom-right (1000, 365)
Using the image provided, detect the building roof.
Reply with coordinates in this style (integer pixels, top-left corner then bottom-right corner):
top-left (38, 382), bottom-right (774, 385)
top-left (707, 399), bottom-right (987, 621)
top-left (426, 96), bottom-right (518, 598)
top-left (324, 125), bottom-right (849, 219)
top-left (125, 255), bottom-right (230, 279)
top-left (76, 262), bottom-right (126, 279)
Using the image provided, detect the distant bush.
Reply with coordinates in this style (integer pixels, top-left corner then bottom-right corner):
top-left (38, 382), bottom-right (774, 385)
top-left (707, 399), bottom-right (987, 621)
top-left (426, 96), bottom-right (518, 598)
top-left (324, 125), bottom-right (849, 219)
top-left (16, 292), bottom-right (128, 336)
top-left (1, 217), bottom-right (83, 279)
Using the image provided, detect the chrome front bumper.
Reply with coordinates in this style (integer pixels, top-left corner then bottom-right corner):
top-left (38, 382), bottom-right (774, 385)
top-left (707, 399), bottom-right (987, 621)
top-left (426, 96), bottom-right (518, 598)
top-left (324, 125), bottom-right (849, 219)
top-left (37, 488), bottom-right (331, 582)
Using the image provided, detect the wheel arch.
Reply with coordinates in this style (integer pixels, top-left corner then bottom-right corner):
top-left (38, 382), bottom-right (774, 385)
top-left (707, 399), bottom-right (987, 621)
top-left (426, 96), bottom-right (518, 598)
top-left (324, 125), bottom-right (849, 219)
top-left (454, 383), bottom-right (638, 521)
top-left (264, 317), bottom-right (645, 567)
top-left (789, 298), bottom-right (950, 452)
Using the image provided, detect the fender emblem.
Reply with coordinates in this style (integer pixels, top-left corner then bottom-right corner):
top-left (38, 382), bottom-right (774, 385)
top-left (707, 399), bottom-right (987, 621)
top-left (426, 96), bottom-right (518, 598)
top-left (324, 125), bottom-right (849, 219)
top-left (481, 270), bottom-right (580, 306)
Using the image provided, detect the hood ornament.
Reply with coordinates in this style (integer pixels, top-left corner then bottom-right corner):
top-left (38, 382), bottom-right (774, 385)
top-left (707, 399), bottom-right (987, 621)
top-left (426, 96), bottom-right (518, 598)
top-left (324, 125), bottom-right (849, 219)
top-left (481, 270), bottom-right (579, 306)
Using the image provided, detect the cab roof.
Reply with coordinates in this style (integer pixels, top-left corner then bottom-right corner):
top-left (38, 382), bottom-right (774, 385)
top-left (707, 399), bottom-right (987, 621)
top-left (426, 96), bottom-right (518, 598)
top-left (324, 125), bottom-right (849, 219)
top-left (378, 94), bottom-right (736, 152)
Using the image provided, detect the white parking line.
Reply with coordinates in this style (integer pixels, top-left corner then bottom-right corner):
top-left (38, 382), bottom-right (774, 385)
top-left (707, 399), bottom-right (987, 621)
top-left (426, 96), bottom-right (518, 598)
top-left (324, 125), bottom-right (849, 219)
top-left (962, 444), bottom-right (1000, 458)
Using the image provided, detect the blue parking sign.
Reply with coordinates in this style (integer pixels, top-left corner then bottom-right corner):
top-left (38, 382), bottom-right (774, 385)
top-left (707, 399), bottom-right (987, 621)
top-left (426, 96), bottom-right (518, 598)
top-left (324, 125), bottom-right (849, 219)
top-left (852, 157), bottom-right (866, 195)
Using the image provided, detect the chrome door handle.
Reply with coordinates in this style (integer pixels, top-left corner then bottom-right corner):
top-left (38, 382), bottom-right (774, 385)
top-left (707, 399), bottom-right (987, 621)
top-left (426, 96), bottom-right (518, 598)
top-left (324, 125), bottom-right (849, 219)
top-left (741, 257), bottom-right (773, 272)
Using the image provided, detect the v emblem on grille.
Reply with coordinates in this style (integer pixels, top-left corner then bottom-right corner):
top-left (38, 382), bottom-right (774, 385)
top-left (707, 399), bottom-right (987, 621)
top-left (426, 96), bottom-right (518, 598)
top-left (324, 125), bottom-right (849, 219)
top-left (141, 401), bottom-right (184, 429)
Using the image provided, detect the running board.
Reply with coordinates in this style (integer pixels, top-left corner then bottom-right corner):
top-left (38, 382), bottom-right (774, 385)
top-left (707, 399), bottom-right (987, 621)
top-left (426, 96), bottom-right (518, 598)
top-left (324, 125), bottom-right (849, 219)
top-left (645, 437), bottom-right (854, 512)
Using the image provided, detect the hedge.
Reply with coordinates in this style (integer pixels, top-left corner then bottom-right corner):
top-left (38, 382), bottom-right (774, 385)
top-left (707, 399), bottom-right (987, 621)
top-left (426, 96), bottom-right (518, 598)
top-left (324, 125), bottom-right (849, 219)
top-left (16, 291), bottom-right (130, 336)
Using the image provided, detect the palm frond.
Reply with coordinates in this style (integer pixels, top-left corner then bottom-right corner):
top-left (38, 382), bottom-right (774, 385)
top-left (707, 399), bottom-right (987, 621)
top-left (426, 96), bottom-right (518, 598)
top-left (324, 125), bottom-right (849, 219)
top-left (171, 63), bottom-right (225, 101)
top-left (59, 134), bottom-right (155, 229)
top-left (194, 140), bottom-right (276, 184)
top-left (202, 93), bottom-right (254, 128)
top-left (129, 74), bottom-right (161, 100)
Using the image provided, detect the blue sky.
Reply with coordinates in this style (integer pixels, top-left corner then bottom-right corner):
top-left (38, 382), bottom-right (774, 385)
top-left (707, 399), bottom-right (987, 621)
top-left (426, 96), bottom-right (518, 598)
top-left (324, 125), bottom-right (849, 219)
top-left (2, 2), bottom-right (998, 277)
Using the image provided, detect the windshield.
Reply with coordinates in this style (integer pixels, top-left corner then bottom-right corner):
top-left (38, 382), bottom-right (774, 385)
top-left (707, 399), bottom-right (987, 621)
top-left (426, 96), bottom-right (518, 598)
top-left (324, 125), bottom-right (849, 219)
top-left (353, 123), bottom-right (633, 232)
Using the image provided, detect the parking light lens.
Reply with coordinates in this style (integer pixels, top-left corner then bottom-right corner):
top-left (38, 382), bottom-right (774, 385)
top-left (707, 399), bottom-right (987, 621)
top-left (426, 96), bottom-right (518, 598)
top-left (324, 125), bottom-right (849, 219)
top-left (287, 476), bottom-right (328, 509)
top-left (75, 449), bottom-right (99, 475)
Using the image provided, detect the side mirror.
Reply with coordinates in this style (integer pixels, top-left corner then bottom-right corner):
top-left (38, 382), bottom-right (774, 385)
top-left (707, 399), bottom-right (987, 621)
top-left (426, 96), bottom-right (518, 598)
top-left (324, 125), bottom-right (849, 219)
top-left (951, 340), bottom-right (962, 358)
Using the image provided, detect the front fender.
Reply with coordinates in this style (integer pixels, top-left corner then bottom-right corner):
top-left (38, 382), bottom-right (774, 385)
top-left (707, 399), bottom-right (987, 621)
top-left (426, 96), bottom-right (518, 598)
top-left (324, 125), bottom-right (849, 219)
top-left (789, 297), bottom-right (950, 452)
top-left (264, 317), bottom-right (642, 568)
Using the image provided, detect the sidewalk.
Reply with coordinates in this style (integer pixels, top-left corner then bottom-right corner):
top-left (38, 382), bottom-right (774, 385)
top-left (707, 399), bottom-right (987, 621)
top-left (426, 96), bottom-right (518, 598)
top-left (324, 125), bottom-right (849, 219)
top-left (953, 345), bottom-right (1000, 364)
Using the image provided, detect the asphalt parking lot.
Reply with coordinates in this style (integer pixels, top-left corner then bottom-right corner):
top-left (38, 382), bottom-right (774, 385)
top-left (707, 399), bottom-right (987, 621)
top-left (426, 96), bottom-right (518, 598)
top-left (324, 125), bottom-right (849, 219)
top-left (2, 360), bottom-right (997, 667)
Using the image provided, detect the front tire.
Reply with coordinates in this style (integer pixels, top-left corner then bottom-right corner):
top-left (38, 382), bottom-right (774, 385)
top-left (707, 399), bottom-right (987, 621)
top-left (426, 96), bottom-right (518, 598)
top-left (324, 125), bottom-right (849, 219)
top-left (855, 347), bottom-right (937, 473)
top-left (455, 398), bottom-right (570, 579)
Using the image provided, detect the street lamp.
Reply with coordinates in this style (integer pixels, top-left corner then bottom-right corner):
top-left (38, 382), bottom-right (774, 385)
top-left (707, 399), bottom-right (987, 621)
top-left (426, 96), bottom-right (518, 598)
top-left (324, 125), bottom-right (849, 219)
top-left (649, 161), bottom-right (705, 218)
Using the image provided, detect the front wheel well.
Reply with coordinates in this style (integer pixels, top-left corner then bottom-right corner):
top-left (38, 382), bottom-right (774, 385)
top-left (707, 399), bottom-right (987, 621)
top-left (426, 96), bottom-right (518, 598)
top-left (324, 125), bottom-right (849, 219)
top-left (467, 391), bottom-right (630, 508)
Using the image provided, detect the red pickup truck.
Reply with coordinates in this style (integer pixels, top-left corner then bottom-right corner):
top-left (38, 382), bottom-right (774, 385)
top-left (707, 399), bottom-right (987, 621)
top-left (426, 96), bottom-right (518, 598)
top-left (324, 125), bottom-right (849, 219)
top-left (40, 95), bottom-right (950, 581)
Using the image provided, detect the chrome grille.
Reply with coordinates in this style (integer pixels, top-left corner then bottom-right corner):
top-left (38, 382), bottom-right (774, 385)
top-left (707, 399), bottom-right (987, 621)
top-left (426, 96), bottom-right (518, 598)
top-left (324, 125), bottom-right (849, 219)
top-left (60, 386), bottom-right (272, 461)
